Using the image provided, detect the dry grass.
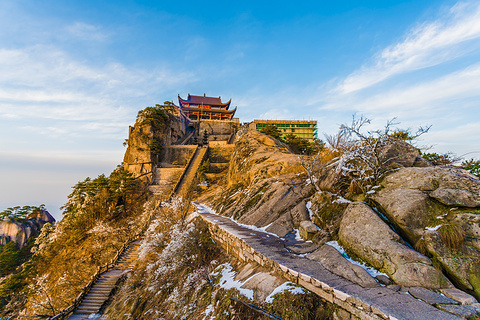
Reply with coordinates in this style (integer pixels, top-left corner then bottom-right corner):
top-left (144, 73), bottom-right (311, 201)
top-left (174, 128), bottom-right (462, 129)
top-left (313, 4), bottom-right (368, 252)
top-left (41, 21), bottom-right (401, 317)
top-left (438, 224), bottom-right (465, 251)
top-left (414, 237), bottom-right (428, 255)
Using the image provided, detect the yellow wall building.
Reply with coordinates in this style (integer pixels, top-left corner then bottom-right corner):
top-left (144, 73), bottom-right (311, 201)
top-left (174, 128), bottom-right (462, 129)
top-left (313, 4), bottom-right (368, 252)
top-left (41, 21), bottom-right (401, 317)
top-left (251, 120), bottom-right (318, 141)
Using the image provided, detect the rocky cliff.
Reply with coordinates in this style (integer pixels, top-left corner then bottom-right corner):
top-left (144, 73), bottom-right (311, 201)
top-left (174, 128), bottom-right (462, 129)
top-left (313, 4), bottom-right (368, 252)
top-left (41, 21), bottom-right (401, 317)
top-left (0, 209), bottom-right (55, 249)
top-left (123, 103), bottom-right (190, 179)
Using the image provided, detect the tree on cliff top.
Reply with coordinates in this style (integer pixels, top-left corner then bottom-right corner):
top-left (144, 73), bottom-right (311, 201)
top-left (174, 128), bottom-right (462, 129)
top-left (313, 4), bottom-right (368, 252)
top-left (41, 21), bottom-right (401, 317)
top-left (136, 101), bottom-right (175, 127)
top-left (0, 205), bottom-right (46, 222)
top-left (259, 124), bottom-right (282, 140)
top-left (61, 164), bottom-right (141, 227)
top-left (260, 125), bottom-right (325, 155)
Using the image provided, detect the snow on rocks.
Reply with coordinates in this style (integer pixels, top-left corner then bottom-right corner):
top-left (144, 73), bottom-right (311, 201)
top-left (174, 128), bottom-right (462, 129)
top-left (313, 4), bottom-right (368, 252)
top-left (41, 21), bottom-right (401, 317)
top-left (265, 282), bottom-right (305, 303)
top-left (212, 263), bottom-right (254, 300)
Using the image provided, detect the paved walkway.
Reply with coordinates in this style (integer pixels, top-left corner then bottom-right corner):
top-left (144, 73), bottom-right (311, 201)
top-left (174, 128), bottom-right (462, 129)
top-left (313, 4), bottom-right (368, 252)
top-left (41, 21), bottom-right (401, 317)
top-left (67, 240), bottom-right (141, 320)
top-left (194, 203), bottom-right (465, 320)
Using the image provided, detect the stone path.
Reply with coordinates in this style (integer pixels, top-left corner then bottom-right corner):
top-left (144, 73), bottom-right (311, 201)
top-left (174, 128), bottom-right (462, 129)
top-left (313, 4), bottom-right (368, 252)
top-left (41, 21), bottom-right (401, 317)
top-left (67, 241), bottom-right (141, 320)
top-left (194, 203), bottom-right (476, 320)
top-left (175, 146), bottom-right (207, 197)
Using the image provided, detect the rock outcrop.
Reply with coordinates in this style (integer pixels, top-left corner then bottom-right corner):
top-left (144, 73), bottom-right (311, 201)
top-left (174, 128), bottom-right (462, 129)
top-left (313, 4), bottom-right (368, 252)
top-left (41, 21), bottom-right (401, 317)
top-left (124, 105), bottom-right (190, 179)
top-left (200, 130), bottom-right (314, 236)
top-left (307, 244), bottom-right (378, 288)
top-left (338, 202), bottom-right (452, 289)
top-left (0, 210), bottom-right (55, 248)
top-left (370, 166), bottom-right (480, 297)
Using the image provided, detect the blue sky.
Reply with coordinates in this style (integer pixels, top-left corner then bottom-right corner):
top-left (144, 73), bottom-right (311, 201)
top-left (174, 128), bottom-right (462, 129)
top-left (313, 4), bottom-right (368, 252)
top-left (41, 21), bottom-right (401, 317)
top-left (1, 0), bottom-right (480, 219)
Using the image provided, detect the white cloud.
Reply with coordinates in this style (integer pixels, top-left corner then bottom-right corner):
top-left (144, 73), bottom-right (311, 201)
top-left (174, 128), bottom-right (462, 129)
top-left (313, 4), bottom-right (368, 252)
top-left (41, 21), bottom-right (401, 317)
top-left (337, 1), bottom-right (480, 94)
top-left (66, 22), bottom-right (108, 42)
top-left (0, 45), bottom-right (194, 124)
top-left (325, 63), bottom-right (480, 115)
top-left (423, 122), bottom-right (480, 155)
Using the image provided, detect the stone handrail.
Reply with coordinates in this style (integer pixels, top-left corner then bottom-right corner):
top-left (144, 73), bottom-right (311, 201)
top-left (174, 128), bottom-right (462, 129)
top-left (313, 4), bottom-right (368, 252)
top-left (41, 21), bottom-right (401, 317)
top-left (196, 204), bottom-right (463, 320)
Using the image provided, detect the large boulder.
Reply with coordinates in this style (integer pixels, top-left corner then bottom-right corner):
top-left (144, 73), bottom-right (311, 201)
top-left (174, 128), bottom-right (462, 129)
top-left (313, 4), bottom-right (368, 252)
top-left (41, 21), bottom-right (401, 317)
top-left (424, 231), bottom-right (480, 298)
top-left (370, 187), bottom-right (443, 243)
top-left (370, 166), bottom-right (480, 298)
top-left (338, 202), bottom-right (452, 288)
top-left (307, 244), bottom-right (378, 288)
top-left (377, 139), bottom-right (420, 169)
top-left (299, 220), bottom-right (317, 241)
top-left (376, 166), bottom-right (480, 205)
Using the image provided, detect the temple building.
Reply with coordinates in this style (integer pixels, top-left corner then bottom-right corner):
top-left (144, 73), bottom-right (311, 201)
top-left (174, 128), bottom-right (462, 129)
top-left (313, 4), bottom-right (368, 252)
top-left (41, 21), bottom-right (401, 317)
top-left (251, 120), bottom-right (318, 141)
top-left (178, 94), bottom-right (237, 121)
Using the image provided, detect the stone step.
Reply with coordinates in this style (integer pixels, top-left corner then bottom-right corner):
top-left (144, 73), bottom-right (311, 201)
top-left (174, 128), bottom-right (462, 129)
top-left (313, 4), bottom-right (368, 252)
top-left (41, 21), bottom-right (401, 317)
top-left (81, 301), bottom-right (105, 306)
top-left (88, 289), bottom-right (112, 293)
top-left (76, 306), bottom-right (101, 312)
top-left (69, 314), bottom-right (92, 319)
top-left (91, 283), bottom-right (115, 288)
top-left (88, 289), bottom-right (113, 294)
top-left (80, 298), bottom-right (108, 304)
top-left (95, 280), bottom-right (117, 285)
top-left (85, 296), bottom-right (109, 301)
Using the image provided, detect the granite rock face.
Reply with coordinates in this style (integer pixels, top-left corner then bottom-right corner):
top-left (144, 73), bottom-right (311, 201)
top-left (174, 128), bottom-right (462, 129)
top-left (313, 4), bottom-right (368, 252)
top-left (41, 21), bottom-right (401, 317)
top-left (123, 106), bottom-right (190, 179)
top-left (370, 166), bottom-right (480, 298)
top-left (338, 202), bottom-right (452, 289)
top-left (307, 244), bottom-right (378, 288)
top-left (0, 210), bottom-right (55, 248)
top-left (200, 130), bottom-right (314, 234)
top-left (309, 191), bottom-right (350, 239)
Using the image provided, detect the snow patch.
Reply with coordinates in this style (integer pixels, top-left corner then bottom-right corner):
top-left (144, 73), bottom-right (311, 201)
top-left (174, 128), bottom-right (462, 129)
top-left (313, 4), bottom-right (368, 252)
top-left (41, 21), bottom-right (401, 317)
top-left (306, 201), bottom-right (313, 220)
top-left (213, 263), bottom-right (254, 300)
top-left (235, 222), bottom-right (278, 238)
top-left (334, 197), bottom-right (351, 204)
top-left (294, 229), bottom-right (302, 241)
top-left (426, 225), bottom-right (442, 231)
top-left (265, 282), bottom-right (305, 303)
top-left (193, 202), bottom-right (279, 238)
top-left (204, 304), bottom-right (214, 319)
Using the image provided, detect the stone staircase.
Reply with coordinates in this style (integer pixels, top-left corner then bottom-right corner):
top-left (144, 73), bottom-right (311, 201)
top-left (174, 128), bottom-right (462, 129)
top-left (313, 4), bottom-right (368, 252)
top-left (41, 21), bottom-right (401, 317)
top-left (67, 241), bottom-right (141, 319)
top-left (174, 146), bottom-right (208, 197)
top-left (148, 167), bottom-right (184, 196)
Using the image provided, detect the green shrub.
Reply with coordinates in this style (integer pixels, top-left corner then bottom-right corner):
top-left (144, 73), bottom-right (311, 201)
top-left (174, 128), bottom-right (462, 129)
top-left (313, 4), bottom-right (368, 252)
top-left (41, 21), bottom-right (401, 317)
top-left (0, 238), bottom-right (34, 277)
top-left (421, 152), bottom-right (459, 165)
top-left (259, 124), bottom-right (282, 140)
top-left (462, 159), bottom-right (480, 178)
top-left (148, 139), bottom-right (163, 156)
top-left (265, 289), bottom-right (333, 319)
